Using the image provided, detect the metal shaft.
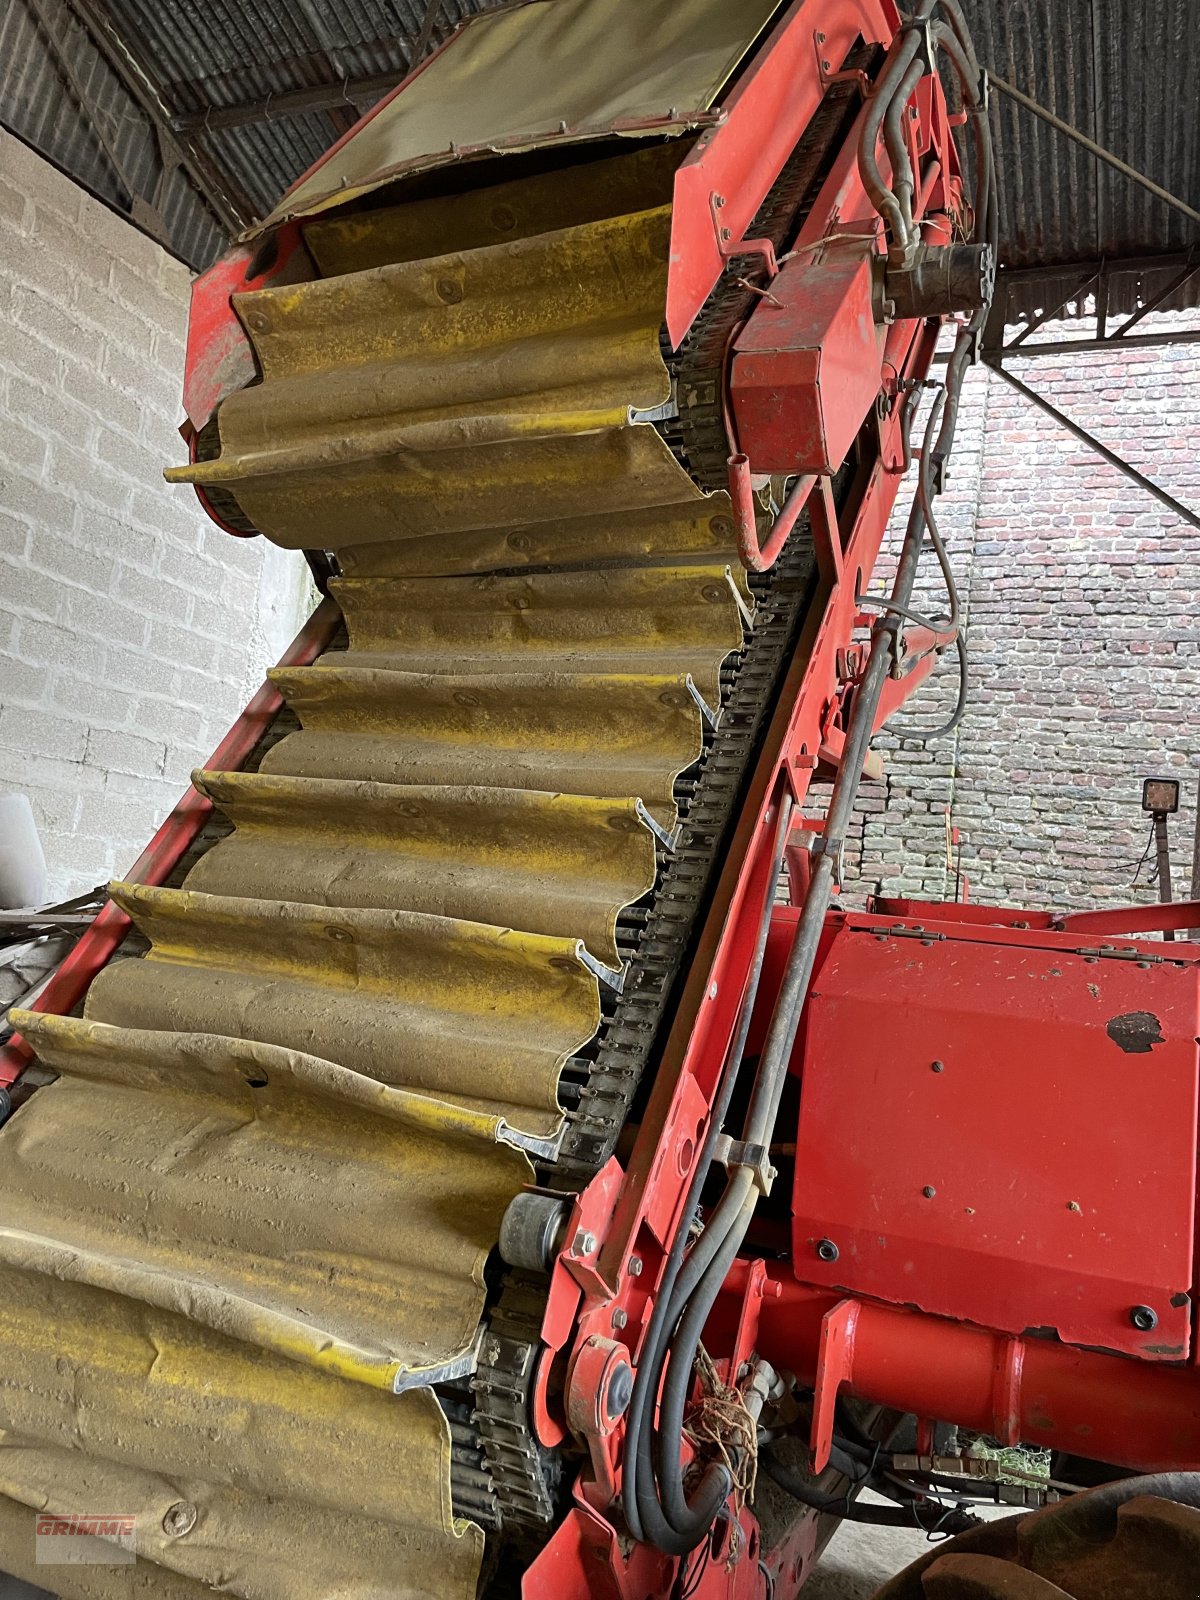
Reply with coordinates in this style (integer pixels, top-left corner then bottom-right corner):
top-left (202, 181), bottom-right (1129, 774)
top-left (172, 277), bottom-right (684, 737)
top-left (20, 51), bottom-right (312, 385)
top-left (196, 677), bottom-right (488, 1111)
top-left (1154, 811), bottom-right (1176, 942)
top-left (989, 74), bottom-right (1200, 227)
top-left (985, 362), bottom-right (1200, 533)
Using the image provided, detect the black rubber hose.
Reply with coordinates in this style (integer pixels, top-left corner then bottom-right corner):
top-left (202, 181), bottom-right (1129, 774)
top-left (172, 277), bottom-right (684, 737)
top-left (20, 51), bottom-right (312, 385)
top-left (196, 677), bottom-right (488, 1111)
top-left (882, 57), bottom-right (926, 246)
top-left (931, 0), bottom-right (982, 82)
top-left (623, 792), bottom-right (794, 1547)
top-left (857, 28), bottom-right (923, 250)
top-left (653, 1182), bottom-right (761, 1547)
top-left (760, 1450), bottom-right (979, 1534)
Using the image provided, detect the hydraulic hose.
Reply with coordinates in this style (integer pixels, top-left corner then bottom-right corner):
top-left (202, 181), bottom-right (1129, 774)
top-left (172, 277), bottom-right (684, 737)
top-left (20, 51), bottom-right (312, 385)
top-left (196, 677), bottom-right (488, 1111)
top-left (759, 1450), bottom-right (979, 1535)
top-left (623, 791), bottom-right (794, 1550)
top-left (857, 27), bottom-right (924, 252)
top-left (883, 57), bottom-right (926, 247)
top-left (645, 466), bottom-right (936, 1550)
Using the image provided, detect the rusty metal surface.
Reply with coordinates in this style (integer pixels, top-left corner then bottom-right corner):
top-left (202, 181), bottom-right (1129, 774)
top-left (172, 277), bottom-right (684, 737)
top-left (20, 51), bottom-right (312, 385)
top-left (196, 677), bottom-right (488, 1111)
top-left (0, 148), bottom-right (745, 1595)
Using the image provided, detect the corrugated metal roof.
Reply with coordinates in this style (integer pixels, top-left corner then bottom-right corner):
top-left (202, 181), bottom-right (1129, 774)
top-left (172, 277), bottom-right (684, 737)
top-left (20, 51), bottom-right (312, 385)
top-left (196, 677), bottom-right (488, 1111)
top-left (963, 0), bottom-right (1198, 272)
top-left (1, 0), bottom-right (1198, 310)
top-left (0, 0), bottom-right (226, 265)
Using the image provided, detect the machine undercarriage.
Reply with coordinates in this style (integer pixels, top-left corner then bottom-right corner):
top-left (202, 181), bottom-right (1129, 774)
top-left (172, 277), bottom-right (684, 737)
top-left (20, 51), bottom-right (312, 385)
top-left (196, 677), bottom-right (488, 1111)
top-left (0, 1), bottom-right (1198, 1596)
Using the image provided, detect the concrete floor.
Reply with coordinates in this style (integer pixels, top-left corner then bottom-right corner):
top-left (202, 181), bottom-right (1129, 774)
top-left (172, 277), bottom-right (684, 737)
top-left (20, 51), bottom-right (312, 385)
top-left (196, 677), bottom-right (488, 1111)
top-left (803, 1496), bottom-right (1015, 1598)
top-left (803, 1518), bottom-right (935, 1598)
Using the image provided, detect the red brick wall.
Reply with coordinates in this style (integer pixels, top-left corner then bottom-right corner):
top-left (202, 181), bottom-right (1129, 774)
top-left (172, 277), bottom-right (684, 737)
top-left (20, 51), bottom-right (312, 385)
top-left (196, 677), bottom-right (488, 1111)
top-left (835, 323), bottom-right (1200, 915)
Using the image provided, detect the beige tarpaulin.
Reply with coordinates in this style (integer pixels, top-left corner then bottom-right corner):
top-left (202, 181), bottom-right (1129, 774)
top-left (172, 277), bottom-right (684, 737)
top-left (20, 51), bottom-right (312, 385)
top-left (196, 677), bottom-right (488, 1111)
top-left (256, 0), bottom-right (782, 229)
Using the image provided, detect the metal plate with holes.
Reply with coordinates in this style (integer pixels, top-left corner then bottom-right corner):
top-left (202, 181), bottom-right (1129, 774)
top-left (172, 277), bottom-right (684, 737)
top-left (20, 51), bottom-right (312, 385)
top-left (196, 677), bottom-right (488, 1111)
top-left (793, 917), bottom-right (1200, 1359)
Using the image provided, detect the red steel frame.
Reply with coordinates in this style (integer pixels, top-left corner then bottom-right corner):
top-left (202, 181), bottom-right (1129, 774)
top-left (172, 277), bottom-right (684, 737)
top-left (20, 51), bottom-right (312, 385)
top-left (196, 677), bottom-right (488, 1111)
top-left (526, 6), bottom-right (967, 1572)
top-left (522, 6), bottom-right (1200, 1596)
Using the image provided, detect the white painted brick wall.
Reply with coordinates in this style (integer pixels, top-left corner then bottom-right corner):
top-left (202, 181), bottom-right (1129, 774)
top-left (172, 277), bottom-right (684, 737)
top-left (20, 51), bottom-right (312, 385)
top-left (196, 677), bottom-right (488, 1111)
top-left (0, 129), bottom-right (311, 901)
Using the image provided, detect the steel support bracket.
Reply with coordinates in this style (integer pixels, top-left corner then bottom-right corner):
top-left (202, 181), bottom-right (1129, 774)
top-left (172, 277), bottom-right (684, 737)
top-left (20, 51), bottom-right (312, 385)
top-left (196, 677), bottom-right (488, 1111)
top-left (810, 1298), bottom-right (860, 1472)
top-left (708, 191), bottom-right (779, 277)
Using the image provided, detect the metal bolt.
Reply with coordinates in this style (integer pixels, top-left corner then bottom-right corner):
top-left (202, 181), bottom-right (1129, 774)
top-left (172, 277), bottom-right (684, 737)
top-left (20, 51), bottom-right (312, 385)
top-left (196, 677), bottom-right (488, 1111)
top-left (931, 1059), bottom-right (945, 1073)
top-left (162, 1502), bottom-right (197, 1538)
top-left (816, 1238), bottom-right (839, 1263)
top-left (1067, 1200), bottom-right (1082, 1213)
top-left (627, 1256), bottom-right (644, 1277)
top-left (720, 226), bottom-right (732, 241)
top-left (612, 1307), bottom-right (628, 1329)
top-left (713, 193), bottom-right (726, 208)
top-left (435, 277), bottom-right (463, 304)
top-left (574, 1230), bottom-right (597, 1255)
top-left (922, 1186), bottom-right (937, 1200)
top-left (1130, 1305), bottom-right (1159, 1332)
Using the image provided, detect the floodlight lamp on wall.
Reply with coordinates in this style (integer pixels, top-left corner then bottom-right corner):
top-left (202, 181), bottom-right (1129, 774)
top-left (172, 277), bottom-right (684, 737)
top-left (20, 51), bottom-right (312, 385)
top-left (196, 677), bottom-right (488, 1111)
top-left (1142, 777), bottom-right (1181, 816)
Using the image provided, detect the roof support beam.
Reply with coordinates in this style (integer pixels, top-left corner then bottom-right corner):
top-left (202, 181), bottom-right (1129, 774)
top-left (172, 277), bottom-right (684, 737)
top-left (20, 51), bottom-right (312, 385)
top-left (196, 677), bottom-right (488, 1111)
top-left (983, 358), bottom-right (1200, 532)
top-left (169, 1), bottom-right (453, 136)
top-left (989, 73), bottom-right (1200, 228)
top-left (60, 0), bottom-right (254, 232)
top-left (983, 250), bottom-right (1200, 357)
top-left (24, 0), bottom-right (152, 220)
top-left (169, 70), bottom-right (406, 134)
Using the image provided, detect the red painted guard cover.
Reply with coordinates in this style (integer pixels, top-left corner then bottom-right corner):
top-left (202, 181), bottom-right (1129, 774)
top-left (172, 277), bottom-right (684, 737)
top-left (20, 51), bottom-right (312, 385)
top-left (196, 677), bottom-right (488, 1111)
top-left (792, 915), bottom-right (1199, 1360)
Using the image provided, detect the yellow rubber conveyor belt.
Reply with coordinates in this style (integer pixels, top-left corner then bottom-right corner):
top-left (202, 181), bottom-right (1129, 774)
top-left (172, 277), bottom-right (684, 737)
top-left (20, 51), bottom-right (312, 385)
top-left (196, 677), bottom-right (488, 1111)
top-left (0, 153), bottom-right (746, 1597)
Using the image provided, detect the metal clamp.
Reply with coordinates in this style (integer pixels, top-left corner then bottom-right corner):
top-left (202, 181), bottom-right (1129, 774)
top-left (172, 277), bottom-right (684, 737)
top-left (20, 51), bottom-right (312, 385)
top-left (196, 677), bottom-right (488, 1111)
top-left (713, 1133), bottom-right (777, 1195)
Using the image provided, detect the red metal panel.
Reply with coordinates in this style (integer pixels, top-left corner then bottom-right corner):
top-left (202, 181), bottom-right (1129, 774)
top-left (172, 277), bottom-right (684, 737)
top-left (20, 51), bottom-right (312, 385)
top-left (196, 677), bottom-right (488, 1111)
top-left (182, 222), bottom-right (306, 435)
top-left (731, 246), bottom-right (883, 472)
top-left (666, 0), bottom-right (899, 347)
top-left (792, 920), bottom-right (1200, 1359)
